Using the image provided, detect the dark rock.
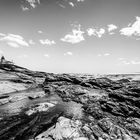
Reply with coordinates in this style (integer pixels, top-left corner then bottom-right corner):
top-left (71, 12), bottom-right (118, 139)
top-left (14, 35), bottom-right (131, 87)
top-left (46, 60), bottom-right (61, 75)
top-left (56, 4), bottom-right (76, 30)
top-left (0, 63), bottom-right (140, 140)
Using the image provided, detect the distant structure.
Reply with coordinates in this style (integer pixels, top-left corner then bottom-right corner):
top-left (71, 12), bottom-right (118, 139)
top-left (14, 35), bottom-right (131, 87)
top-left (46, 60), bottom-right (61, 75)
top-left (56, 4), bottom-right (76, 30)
top-left (0, 56), bottom-right (6, 64)
top-left (0, 56), bottom-right (14, 65)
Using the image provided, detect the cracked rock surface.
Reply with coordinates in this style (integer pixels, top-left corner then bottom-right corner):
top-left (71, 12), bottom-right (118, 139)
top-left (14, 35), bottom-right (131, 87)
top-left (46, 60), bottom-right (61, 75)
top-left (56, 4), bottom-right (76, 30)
top-left (0, 64), bottom-right (140, 140)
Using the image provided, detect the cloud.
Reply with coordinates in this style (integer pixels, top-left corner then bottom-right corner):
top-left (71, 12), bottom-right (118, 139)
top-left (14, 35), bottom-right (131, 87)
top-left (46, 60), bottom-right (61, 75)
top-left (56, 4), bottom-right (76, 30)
top-left (39, 39), bottom-right (56, 46)
top-left (69, 2), bottom-right (75, 7)
top-left (21, 5), bottom-right (30, 11)
top-left (97, 54), bottom-right (102, 57)
top-left (77, 0), bottom-right (85, 2)
top-left (7, 42), bottom-right (20, 48)
top-left (22, 0), bottom-right (40, 10)
top-left (87, 28), bottom-right (105, 38)
top-left (131, 60), bottom-right (140, 65)
top-left (96, 28), bottom-right (105, 38)
top-left (64, 52), bottom-right (73, 56)
top-left (29, 40), bottom-right (35, 45)
top-left (97, 53), bottom-right (110, 57)
top-left (120, 16), bottom-right (140, 37)
top-left (104, 53), bottom-right (110, 56)
top-left (87, 28), bottom-right (96, 36)
top-left (44, 54), bottom-right (50, 58)
top-left (0, 33), bottom-right (5, 37)
top-left (38, 30), bottom-right (43, 34)
top-left (61, 25), bottom-right (85, 44)
top-left (21, 0), bottom-right (85, 10)
top-left (108, 24), bottom-right (118, 32)
top-left (0, 33), bottom-right (29, 47)
top-left (118, 58), bottom-right (140, 65)
top-left (68, 0), bottom-right (85, 7)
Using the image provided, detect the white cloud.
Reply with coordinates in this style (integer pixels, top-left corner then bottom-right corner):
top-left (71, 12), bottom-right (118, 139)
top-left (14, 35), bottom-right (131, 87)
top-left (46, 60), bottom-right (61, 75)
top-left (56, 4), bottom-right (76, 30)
top-left (87, 28), bottom-right (105, 38)
top-left (61, 25), bottom-right (85, 44)
top-left (108, 24), bottom-right (118, 32)
top-left (29, 40), bottom-right (35, 45)
top-left (109, 32), bottom-right (115, 35)
top-left (69, 2), bottom-right (75, 7)
top-left (97, 53), bottom-right (110, 57)
top-left (118, 58), bottom-right (140, 65)
top-left (7, 42), bottom-right (20, 48)
top-left (64, 52), bottom-right (73, 56)
top-left (58, 4), bottom-right (66, 8)
top-left (21, 0), bottom-right (84, 10)
top-left (0, 33), bottom-right (5, 37)
top-left (118, 58), bottom-right (125, 61)
top-left (21, 5), bottom-right (29, 11)
top-left (131, 60), bottom-right (140, 65)
top-left (87, 28), bottom-right (96, 36)
top-left (25, 0), bottom-right (40, 8)
top-left (97, 54), bottom-right (102, 57)
top-left (38, 30), bottom-right (43, 34)
top-left (104, 53), bottom-right (110, 56)
top-left (122, 60), bottom-right (130, 65)
top-left (120, 16), bottom-right (140, 37)
top-left (44, 54), bottom-right (50, 58)
top-left (40, 39), bottom-right (56, 46)
top-left (0, 33), bottom-right (29, 47)
top-left (96, 28), bottom-right (105, 38)
top-left (77, 0), bottom-right (85, 2)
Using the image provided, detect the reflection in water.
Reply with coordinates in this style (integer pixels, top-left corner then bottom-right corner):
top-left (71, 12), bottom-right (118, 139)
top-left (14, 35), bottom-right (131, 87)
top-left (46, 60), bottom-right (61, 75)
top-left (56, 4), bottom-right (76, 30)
top-left (0, 89), bottom-right (83, 119)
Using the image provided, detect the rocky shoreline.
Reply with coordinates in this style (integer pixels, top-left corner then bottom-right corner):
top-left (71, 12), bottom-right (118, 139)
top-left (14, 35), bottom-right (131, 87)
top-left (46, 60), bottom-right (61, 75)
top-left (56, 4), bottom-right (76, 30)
top-left (0, 63), bottom-right (140, 140)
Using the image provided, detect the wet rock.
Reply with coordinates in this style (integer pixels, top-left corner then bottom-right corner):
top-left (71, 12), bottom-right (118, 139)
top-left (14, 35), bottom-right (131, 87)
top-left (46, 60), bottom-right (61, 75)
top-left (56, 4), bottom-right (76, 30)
top-left (25, 102), bottom-right (55, 116)
top-left (0, 63), bottom-right (140, 140)
top-left (35, 117), bottom-right (84, 140)
top-left (0, 98), bottom-right (9, 105)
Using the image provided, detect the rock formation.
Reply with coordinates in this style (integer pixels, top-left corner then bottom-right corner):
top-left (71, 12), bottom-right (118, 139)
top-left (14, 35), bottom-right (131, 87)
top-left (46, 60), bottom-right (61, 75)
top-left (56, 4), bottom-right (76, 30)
top-left (0, 63), bottom-right (140, 140)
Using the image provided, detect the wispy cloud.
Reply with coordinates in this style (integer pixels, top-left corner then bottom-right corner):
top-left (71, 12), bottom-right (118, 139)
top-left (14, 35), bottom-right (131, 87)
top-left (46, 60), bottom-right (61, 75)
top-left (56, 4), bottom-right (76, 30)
top-left (87, 28), bottom-right (96, 36)
top-left (108, 24), bottom-right (118, 33)
top-left (0, 33), bottom-right (29, 48)
top-left (77, 0), bottom-right (85, 2)
top-left (104, 53), bottom-right (110, 56)
top-left (118, 58), bottom-right (140, 65)
top-left (87, 28), bottom-right (105, 38)
top-left (120, 16), bottom-right (140, 37)
top-left (21, 0), bottom-right (40, 10)
top-left (97, 53), bottom-right (110, 57)
top-left (64, 52), bottom-right (73, 56)
top-left (61, 24), bottom-right (85, 44)
top-left (69, 2), bottom-right (75, 7)
top-left (21, 0), bottom-right (85, 10)
top-left (38, 30), bottom-right (43, 34)
top-left (7, 42), bottom-right (20, 48)
top-left (21, 5), bottom-right (29, 11)
top-left (96, 28), bottom-right (105, 38)
top-left (44, 54), bottom-right (50, 58)
top-left (29, 40), bottom-right (35, 45)
top-left (39, 39), bottom-right (56, 46)
top-left (131, 60), bottom-right (140, 65)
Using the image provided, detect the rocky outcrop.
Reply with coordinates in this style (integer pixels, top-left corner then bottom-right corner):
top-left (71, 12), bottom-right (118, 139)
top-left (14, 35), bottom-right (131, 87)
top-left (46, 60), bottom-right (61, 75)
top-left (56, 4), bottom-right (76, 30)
top-left (0, 63), bottom-right (140, 140)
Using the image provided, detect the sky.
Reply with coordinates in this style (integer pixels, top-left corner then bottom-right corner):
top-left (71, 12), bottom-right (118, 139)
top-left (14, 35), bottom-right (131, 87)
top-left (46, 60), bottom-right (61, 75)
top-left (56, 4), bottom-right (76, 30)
top-left (0, 0), bottom-right (140, 74)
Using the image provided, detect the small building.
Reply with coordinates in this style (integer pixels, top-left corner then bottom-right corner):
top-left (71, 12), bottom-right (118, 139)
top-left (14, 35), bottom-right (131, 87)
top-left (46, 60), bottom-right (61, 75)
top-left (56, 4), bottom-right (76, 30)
top-left (0, 56), bottom-right (13, 65)
top-left (0, 56), bottom-right (6, 64)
